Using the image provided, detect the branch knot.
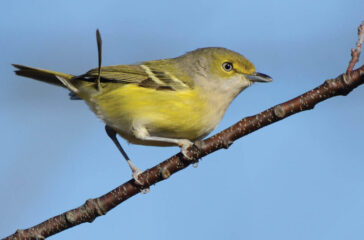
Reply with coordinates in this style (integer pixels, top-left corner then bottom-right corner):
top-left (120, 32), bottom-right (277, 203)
top-left (273, 105), bottom-right (286, 118)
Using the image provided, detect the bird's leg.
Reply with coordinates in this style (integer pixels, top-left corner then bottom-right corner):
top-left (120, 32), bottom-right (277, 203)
top-left (105, 125), bottom-right (144, 185)
top-left (133, 126), bottom-right (195, 159)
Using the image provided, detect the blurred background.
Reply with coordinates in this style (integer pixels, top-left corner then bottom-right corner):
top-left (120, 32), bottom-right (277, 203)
top-left (1, 0), bottom-right (364, 239)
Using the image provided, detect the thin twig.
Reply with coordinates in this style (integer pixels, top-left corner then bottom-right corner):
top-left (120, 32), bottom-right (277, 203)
top-left (347, 21), bottom-right (364, 73)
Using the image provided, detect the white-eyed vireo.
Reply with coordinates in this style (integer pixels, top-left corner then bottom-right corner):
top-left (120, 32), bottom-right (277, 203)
top-left (13, 33), bottom-right (272, 184)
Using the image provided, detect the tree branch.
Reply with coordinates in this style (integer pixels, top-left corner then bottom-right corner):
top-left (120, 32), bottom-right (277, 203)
top-left (4, 24), bottom-right (364, 240)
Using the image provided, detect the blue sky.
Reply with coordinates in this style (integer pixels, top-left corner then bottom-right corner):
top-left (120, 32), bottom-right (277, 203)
top-left (1, 0), bottom-right (364, 239)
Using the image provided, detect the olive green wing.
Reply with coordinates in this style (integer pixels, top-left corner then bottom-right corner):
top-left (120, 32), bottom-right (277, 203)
top-left (84, 65), bottom-right (148, 83)
top-left (83, 63), bottom-right (192, 91)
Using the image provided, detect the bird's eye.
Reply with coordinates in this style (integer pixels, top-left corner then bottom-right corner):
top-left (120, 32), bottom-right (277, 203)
top-left (222, 62), bottom-right (233, 72)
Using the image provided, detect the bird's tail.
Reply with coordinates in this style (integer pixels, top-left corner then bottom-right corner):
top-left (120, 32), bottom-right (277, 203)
top-left (12, 64), bottom-right (74, 88)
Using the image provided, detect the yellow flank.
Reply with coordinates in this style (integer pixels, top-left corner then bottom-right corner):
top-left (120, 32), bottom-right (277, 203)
top-left (88, 83), bottom-right (212, 146)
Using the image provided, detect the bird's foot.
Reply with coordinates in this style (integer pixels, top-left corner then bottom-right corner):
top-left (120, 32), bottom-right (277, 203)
top-left (128, 160), bottom-right (149, 193)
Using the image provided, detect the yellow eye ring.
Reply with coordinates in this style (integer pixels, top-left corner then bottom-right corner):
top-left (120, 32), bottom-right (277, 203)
top-left (222, 62), bottom-right (233, 72)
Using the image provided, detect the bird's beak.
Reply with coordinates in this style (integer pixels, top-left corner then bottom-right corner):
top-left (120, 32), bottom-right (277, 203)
top-left (244, 72), bottom-right (273, 83)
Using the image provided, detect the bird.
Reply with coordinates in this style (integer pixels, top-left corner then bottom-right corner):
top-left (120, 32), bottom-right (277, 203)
top-left (13, 31), bottom-right (272, 184)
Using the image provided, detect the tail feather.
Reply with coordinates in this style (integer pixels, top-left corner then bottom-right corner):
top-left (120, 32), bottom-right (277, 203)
top-left (12, 64), bottom-right (74, 88)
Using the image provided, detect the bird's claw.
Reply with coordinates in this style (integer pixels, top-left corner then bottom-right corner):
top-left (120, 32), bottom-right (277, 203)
top-left (178, 139), bottom-right (202, 160)
top-left (132, 169), bottom-right (149, 193)
top-left (132, 168), bottom-right (143, 185)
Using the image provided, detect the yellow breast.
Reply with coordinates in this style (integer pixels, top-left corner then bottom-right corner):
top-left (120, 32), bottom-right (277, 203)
top-left (87, 84), bottom-right (224, 146)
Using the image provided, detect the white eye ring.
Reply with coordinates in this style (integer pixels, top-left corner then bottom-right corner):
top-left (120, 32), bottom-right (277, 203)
top-left (222, 62), bottom-right (233, 72)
